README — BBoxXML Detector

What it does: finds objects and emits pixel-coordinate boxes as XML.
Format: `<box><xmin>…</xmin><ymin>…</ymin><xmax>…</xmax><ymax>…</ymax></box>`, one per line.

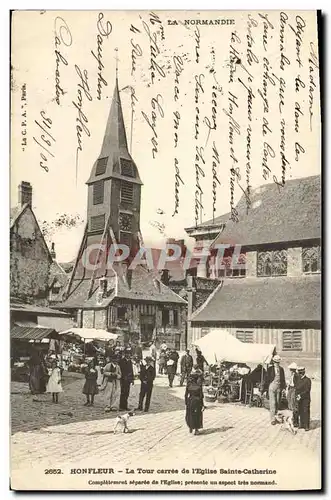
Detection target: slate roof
<box><xmin>212</xmin><ymin>175</ymin><xmax>321</xmax><ymax>247</ymax></box>
<box><xmin>60</xmin><ymin>265</ymin><xmax>187</xmax><ymax>309</ymax></box>
<box><xmin>191</xmin><ymin>275</ymin><xmax>321</xmax><ymax>324</ymax></box>
<box><xmin>86</xmin><ymin>79</ymin><xmax>142</xmax><ymax>186</ymax></box>
<box><xmin>10</xmin><ymin>300</ymin><xmax>70</xmax><ymax>317</ymax></box>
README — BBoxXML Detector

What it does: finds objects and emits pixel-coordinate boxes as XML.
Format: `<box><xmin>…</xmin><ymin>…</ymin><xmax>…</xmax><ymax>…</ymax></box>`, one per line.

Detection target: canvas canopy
<box><xmin>193</xmin><ymin>329</ymin><xmax>275</xmax><ymax>367</ymax></box>
<box><xmin>59</xmin><ymin>328</ymin><xmax>118</xmax><ymax>342</ymax></box>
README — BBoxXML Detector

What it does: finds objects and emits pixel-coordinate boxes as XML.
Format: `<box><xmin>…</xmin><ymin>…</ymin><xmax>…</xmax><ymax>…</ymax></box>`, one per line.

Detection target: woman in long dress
<box><xmin>29</xmin><ymin>349</ymin><xmax>47</xmax><ymax>396</ymax></box>
<box><xmin>185</xmin><ymin>370</ymin><xmax>204</xmax><ymax>435</ymax></box>
<box><xmin>100</xmin><ymin>356</ymin><xmax>122</xmax><ymax>411</ymax></box>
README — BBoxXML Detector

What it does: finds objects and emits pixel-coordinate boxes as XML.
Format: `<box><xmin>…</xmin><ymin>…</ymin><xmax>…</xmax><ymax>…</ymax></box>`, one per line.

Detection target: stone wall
<box><xmin>10</xmin><ymin>208</ymin><xmax>51</xmax><ymax>304</ymax></box>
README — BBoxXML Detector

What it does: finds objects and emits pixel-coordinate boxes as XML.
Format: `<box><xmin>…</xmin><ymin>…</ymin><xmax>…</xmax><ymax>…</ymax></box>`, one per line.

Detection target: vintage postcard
<box><xmin>10</xmin><ymin>10</ymin><xmax>321</xmax><ymax>491</ymax></box>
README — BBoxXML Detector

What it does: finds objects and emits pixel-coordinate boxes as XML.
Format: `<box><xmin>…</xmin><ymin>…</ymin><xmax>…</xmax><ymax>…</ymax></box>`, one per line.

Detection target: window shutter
<box><xmin>282</xmin><ymin>331</ymin><xmax>302</xmax><ymax>351</ymax></box>
<box><xmin>93</xmin><ymin>180</ymin><xmax>104</xmax><ymax>205</ymax></box>
<box><xmin>120</xmin><ymin>158</ymin><xmax>135</xmax><ymax>177</ymax></box>
<box><xmin>90</xmin><ymin>214</ymin><xmax>105</xmax><ymax>232</ymax></box>
<box><xmin>96</xmin><ymin>157</ymin><xmax>108</xmax><ymax>176</ymax></box>
<box><xmin>169</xmin><ymin>310</ymin><xmax>174</xmax><ymax>326</ymax></box>
<box><xmin>121</xmin><ymin>181</ymin><xmax>134</xmax><ymax>204</ymax></box>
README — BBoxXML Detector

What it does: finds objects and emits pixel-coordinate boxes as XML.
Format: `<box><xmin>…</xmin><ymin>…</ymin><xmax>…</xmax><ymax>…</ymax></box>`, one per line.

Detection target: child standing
<box><xmin>46</xmin><ymin>359</ymin><xmax>63</xmax><ymax>403</ymax></box>
<box><xmin>83</xmin><ymin>360</ymin><xmax>99</xmax><ymax>406</ymax></box>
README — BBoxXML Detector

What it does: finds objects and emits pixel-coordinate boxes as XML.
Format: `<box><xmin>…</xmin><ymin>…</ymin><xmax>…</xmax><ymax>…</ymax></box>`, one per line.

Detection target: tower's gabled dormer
<box><xmin>86</xmin><ymin>78</ymin><xmax>143</xmax><ymax>256</ymax></box>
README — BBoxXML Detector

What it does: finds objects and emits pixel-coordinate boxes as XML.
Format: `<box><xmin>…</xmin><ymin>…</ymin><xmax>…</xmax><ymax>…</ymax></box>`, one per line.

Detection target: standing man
<box><xmin>195</xmin><ymin>348</ymin><xmax>207</xmax><ymax>373</ymax></box>
<box><xmin>150</xmin><ymin>340</ymin><xmax>157</xmax><ymax>362</ymax></box>
<box><xmin>287</xmin><ymin>362</ymin><xmax>299</xmax><ymax>427</ymax></box>
<box><xmin>296</xmin><ymin>367</ymin><xmax>312</xmax><ymax>431</ymax></box>
<box><xmin>119</xmin><ymin>349</ymin><xmax>134</xmax><ymax>410</ymax></box>
<box><xmin>180</xmin><ymin>349</ymin><xmax>193</xmax><ymax>386</ymax></box>
<box><xmin>266</xmin><ymin>355</ymin><xmax>286</xmax><ymax>425</ymax></box>
<box><xmin>138</xmin><ymin>356</ymin><xmax>156</xmax><ymax>412</ymax></box>
<box><xmin>167</xmin><ymin>349</ymin><xmax>179</xmax><ymax>388</ymax></box>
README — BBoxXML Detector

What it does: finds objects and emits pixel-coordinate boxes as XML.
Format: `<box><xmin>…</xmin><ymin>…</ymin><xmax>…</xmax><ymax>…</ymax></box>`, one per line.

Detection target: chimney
<box><xmin>18</xmin><ymin>181</ymin><xmax>32</xmax><ymax>208</ymax></box>
<box><xmin>160</xmin><ymin>269</ymin><xmax>170</xmax><ymax>286</ymax></box>
<box><xmin>99</xmin><ymin>276</ymin><xmax>108</xmax><ymax>297</ymax></box>
<box><xmin>50</xmin><ymin>242</ymin><xmax>56</xmax><ymax>260</ymax></box>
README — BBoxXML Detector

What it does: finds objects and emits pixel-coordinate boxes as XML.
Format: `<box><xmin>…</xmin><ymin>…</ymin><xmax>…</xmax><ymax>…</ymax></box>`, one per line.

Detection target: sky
<box><xmin>11</xmin><ymin>10</ymin><xmax>321</xmax><ymax>262</ymax></box>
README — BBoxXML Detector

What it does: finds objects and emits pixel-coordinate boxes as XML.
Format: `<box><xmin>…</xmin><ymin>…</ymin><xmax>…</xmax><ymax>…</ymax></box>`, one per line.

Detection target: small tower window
<box><xmin>93</xmin><ymin>180</ymin><xmax>104</xmax><ymax>205</ymax></box>
<box><xmin>96</xmin><ymin>157</ymin><xmax>108</xmax><ymax>176</ymax></box>
<box><xmin>120</xmin><ymin>181</ymin><xmax>134</xmax><ymax>204</ymax></box>
<box><xmin>90</xmin><ymin>214</ymin><xmax>105</xmax><ymax>232</ymax></box>
<box><xmin>120</xmin><ymin>158</ymin><xmax>135</xmax><ymax>177</ymax></box>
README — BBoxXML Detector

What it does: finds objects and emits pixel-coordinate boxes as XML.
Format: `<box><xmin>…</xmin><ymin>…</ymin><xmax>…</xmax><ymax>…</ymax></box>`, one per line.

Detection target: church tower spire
<box><xmin>85</xmin><ymin>72</ymin><xmax>142</xmax><ymax>272</ymax></box>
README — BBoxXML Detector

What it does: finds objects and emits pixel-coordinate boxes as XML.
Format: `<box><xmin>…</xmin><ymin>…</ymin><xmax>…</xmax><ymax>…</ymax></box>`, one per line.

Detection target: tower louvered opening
<box><xmin>96</xmin><ymin>157</ymin><xmax>108</xmax><ymax>176</ymax></box>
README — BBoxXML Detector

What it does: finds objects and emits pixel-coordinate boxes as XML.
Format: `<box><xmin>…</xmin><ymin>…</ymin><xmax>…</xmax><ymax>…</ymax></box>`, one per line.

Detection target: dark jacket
<box><xmin>266</xmin><ymin>365</ymin><xmax>286</xmax><ymax>391</ymax></box>
<box><xmin>181</xmin><ymin>353</ymin><xmax>193</xmax><ymax>373</ymax></box>
<box><xmin>296</xmin><ymin>376</ymin><xmax>311</xmax><ymax>401</ymax></box>
<box><xmin>134</xmin><ymin>345</ymin><xmax>143</xmax><ymax>361</ymax></box>
<box><xmin>140</xmin><ymin>364</ymin><xmax>156</xmax><ymax>385</ymax></box>
<box><xmin>119</xmin><ymin>357</ymin><xmax>134</xmax><ymax>383</ymax></box>
<box><xmin>196</xmin><ymin>353</ymin><xmax>207</xmax><ymax>371</ymax></box>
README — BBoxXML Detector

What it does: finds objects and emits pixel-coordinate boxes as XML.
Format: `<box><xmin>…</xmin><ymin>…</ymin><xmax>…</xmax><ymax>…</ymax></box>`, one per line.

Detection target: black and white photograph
<box><xmin>10</xmin><ymin>9</ymin><xmax>321</xmax><ymax>490</ymax></box>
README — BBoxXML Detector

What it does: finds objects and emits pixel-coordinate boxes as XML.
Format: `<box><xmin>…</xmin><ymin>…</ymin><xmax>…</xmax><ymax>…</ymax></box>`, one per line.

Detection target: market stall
<box><xmin>193</xmin><ymin>329</ymin><xmax>276</xmax><ymax>405</ymax></box>
<box><xmin>58</xmin><ymin>328</ymin><xmax>119</xmax><ymax>372</ymax></box>
<box><xmin>11</xmin><ymin>323</ymin><xmax>59</xmax><ymax>382</ymax></box>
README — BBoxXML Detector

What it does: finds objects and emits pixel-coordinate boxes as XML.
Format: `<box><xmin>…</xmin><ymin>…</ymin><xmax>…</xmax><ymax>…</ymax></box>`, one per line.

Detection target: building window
<box><xmin>162</xmin><ymin>309</ymin><xmax>169</xmax><ymax>326</ymax></box>
<box><xmin>236</xmin><ymin>330</ymin><xmax>254</xmax><ymax>343</ymax></box>
<box><xmin>90</xmin><ymin>214</ymin><xmax>105</xmax><ymax>232</ymax></box>
<box><xmin>119</xmin><ymin>213</ymin><xmax>133</xmax><ymax>232</ymax></box>
<box><xmin>95</xmin><ymin>157</ymin><xmax>108</xmax><ymax>176</ymax></box>
<box><xmin>173</xmin><ymin>310</ymin><xmax>179</xmax><ymax>326</ymax></box>
<box><xmin>216</xmin><ymin>252</ymin><xmax>246</xmax><ymax>278</ymax></box>
<box><xmin>117</xmin><ymin>307</ymin><xmax>126</xmax><ymax>320</ymax></box>
<box><xmin>93</xmin><ymin>180</ymin><xmax>104</xmax><ymax>205</ymax></box>
<box><xmin>120</xmin><ymin>158</ymin><xmax>135</xmax><ymax>177</ymax></box>
<box><xmin>282</xmin><ymin>331</ymin><xmax>302</xmax><ymax>351</ymax></box>
<box><xmin>120</xmin><ymin>181</ymin><xmax>134</xmax><ymax>205</ymax></box>
<box><xmin>302</xmin><ymin>246</ymin><xmax>321</xmax><ymax>274</ymax></box>
<box><xmin>257</xmin><ymin>249</ymin><xmax>287</xmax><ymax>277</ymax></box>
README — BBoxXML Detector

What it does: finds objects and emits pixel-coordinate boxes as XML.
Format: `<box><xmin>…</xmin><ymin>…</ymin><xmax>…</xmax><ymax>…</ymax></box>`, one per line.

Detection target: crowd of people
<box><xmin>25</xmin><ymin>344</ymin><xmax>313</xmax><ymax>435</ymax></box>
<box><xmin>266</xmin><ymin>355</ymin><xmax>312</xmax><ymax>431</ymax></box>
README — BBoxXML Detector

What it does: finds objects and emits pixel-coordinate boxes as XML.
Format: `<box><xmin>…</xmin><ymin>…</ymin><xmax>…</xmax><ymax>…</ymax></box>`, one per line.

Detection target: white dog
<box><xmin>276</xmin><ymin>411</ymin><xmax>297</xmax><ymax>435</ymax></box>
<box><xmin>113</xmin><ymin>411</ymin><xmax>135</xmax><ymax>434</ymax></box>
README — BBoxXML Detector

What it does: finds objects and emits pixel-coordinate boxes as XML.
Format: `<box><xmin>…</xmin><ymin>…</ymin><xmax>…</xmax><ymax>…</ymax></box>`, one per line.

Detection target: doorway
<box><xmin>140</xmin><ymin>314</ymin><xmax>155</xmax><ymax>344</ymax></box>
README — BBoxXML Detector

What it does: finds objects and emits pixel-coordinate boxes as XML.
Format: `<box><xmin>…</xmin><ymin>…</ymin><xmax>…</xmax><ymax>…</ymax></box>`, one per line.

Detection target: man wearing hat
<box><xmin>266</xmin><ymin>355</ymin><xmax>286</xmax><ymax>425</ymax></box>
<box><xmin>287</xmin><ymin>362</ymin><xmax>299</xmax><ymax>427</ymax></box>
<box><xmin>119</xmin><ymin>349</ymin><xmax>134</xmax><ymax>410</ymax></box>
<box><xmin>296</xmin><ymin>367</ymin><xmax>311</xmax><ymax>431</ymax></box>
<box><xmin>138</xmin><ymin>356</ymin><xmax>156</xmax><ymax>412</ymax></box>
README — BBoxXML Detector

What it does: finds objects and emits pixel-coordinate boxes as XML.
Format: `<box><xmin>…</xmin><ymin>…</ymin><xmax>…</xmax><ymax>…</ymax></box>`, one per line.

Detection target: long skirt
<box><xmin>82</xmin><ymin>379</ymin><xmax>99</xmax><ymax>396</ymax></box>
<box><xmin>185</xmin><ymin>397</ymin><xmax>203</xmax><ymax>430</ymax></box>
<box><xmin>29</xmin><ymin>365</ymin><xmax>46</xmax><ymax>395</ymax></box>
<box><xmin>103</xmin><ymin>380</ymin><xmax>120</xmax><ymax>408</ymax></box>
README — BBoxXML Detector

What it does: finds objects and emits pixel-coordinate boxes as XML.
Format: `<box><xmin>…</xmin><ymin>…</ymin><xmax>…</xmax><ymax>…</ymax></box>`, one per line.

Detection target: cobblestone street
<box><xmin>11</xmin><ymin>374</ymin><xmax>321</xmax><ymax>490</ymax></box>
